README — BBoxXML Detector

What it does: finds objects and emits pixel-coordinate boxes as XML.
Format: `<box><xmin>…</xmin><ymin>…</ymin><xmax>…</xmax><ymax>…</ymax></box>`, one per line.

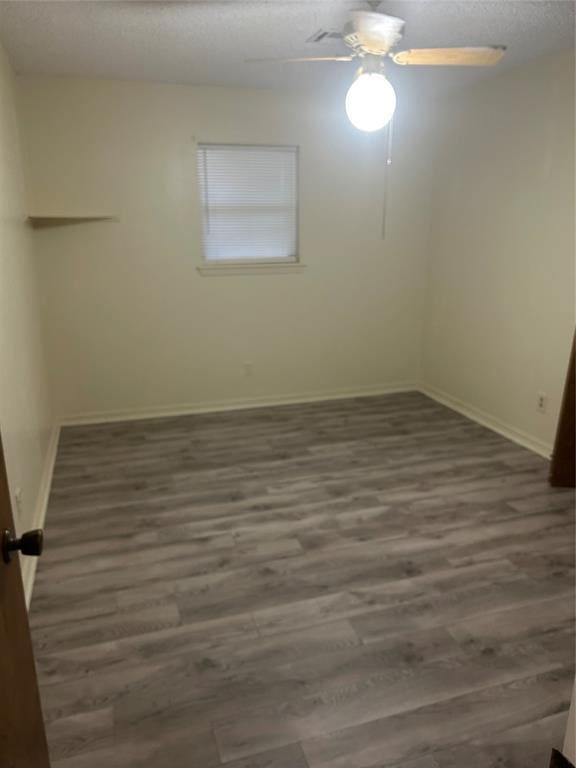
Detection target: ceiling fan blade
<box><xmin>345</xmin><ymin>11</ymin><xmax>405</xmax><ymax>55</ymax></box>
<box><xmin>245</xmin><ymin>56</ymin><xmax>355</xmax><ymax>64</ymax></box>
<box><xmin>391</xmin><ymin>46</ymin><xmax>506</xmax><ymax>67</ymax></box>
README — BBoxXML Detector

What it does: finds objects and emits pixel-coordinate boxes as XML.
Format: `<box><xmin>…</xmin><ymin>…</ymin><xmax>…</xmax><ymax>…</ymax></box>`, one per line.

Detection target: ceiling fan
<box><xmin>247</xmin><ymin>7</ymin><xmax>506</xmax><ymax>131</ymax></box>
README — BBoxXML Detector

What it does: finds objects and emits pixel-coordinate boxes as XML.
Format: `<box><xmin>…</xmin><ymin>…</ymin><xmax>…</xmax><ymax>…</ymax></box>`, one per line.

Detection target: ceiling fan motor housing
<box><xmin>343</xmin><ymin>12</ymin><xmax>405</xmax><ymax>57</ymax></box>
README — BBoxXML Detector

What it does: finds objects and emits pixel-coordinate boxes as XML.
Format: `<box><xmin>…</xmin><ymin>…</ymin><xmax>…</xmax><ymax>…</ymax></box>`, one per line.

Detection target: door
<box><xmin>0</xmin><ymin>434</ymin><xmax>50</xmax><ymax>767</ymax></box>
<box><xmin>549</xmin><ymin>336</ymin><xmax>576</xmax><ymax>488</ymax></box>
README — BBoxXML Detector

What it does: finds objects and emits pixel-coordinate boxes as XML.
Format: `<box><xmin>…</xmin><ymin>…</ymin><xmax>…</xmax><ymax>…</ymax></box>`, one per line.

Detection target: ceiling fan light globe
<box><xmin>345</xmin><ymin>72</ymin><xmax>396</xmax><ymax>132</ymax></box>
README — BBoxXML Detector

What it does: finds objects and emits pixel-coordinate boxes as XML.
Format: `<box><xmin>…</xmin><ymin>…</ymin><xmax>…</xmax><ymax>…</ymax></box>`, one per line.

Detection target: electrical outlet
<box><xmin>537</xmin><ymin>392</ymin><xmax>547</xmax><ymax>414</ymax></box>
<box><xmin>243</xmin><ymin>361</ymin><xmax>253</xmax><ymax>377</ymax></box>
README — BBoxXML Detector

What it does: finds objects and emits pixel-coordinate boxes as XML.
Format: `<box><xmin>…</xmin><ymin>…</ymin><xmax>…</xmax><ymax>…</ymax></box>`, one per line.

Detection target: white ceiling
<box><xmin>0</xmin><ymin>1</ymin><xmax>573</xmax><ymax>98</ymax></box>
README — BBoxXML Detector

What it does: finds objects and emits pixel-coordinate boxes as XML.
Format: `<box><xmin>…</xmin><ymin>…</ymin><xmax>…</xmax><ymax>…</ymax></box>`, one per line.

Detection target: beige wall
<box><xmin>0</xmin><ymin>45</ymin><xmax>55</xmax><ymax>598</ymax></box>
<box><xmin>423</xmin><ymin>51</ymin><xmax>575</xmax><ymax>455</ymax></box>
<box><xmin>14</xmin><ymin>53</ymin><xmax>575</xmax><ymax>457</ymax></box>
<box><xmin>17</xmin><ymin>77</ymin><xmax>433</xmax><ymax>422</ymax></box>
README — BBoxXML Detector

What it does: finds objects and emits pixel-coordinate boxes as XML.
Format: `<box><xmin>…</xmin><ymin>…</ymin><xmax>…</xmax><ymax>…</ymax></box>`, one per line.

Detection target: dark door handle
<box><xmin>2</xmin><ymin>529</ymin><xmax>43</xmax><ymax>564</ymax></box>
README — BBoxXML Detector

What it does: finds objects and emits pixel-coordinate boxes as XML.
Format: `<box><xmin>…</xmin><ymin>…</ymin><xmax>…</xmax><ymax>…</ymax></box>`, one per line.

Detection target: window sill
<box><xmin>197</xmin><ymin>262</ymin><xmax>306</xmax><ymax>277</ymax></box>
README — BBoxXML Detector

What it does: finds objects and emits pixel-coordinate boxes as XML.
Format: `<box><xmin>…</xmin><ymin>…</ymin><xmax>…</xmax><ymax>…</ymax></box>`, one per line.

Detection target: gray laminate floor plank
<box><xmin>30</xmin><ymin>393</ymin><xmax>574</xmax><ymax>767</ymax></box>
<box><xmin>301</xmin><ymin>667</ymin><xmax>573</xmax><ymax>768</ymax></box>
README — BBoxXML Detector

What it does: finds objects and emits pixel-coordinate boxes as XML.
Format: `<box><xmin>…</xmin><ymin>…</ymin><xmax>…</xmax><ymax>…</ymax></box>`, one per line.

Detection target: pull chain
<box><xmin>381</xmin><ymin>114</ymin><xmax>394</xmax><ymax>240</ymax></box>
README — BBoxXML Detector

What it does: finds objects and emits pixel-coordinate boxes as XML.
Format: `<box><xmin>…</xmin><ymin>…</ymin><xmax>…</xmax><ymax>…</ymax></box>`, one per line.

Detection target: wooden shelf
<box><xmin>28</xmin><ymin>214</ymin><xmax>119</xmax><ymax>229</ymax></box>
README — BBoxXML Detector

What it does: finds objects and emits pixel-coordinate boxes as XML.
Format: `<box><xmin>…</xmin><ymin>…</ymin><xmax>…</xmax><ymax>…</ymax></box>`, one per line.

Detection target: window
<box><xmin>196</xmin><ymin>144</ymin><xmax>298</xmax><ymax>265</ymax></box>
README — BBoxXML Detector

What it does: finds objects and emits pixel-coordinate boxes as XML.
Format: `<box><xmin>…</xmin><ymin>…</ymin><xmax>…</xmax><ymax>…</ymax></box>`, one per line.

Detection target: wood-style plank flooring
<box><xmin>29</xmin><ymin>393</ymin><xmax>575</xmax><ymax>767</ymax></box>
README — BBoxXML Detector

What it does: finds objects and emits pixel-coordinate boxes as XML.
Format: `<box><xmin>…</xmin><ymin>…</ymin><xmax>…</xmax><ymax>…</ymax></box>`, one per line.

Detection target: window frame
<box><xmin>196</xmin><ymin>142</ymin><xmax>301</xmax><ymax>271</ymax></box>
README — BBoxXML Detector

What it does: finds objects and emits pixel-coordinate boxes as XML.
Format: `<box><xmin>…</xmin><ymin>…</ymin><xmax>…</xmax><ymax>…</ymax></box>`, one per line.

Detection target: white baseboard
<box><xmin>419</xmin><ymin>384</ymin><xmax>552</xmax><ymax>459</ymax></box>
<box><xmin>59</xmin><ymin>383</ymin><xmax>419</xmax><ymax>426</ymax></box>
<box><xmin>22</xmin><ymin>423</ymin><xmax>60</xmax><ymax>609</ymax></box>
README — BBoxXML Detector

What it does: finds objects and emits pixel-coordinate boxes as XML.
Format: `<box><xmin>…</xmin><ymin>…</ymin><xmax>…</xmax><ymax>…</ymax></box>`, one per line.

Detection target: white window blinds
<box><xmin>196</xmin><ymin>144</ymin><xmax>298</xmax><ymax>263</ymax></box>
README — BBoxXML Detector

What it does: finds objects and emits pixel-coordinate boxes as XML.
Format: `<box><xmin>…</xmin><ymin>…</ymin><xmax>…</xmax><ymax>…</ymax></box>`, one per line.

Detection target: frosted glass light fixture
<box><xmin>345</xmin><ymin>71</ymin><xmax>397</xmax><ymax>132</ymax></box>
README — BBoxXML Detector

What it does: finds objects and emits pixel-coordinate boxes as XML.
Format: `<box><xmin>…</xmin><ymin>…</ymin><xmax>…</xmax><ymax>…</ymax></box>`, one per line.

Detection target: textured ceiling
<box><xmin>0</xmin><ymin>1</ymin><xmax>573</xmax><ymax>98</ymax></box>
